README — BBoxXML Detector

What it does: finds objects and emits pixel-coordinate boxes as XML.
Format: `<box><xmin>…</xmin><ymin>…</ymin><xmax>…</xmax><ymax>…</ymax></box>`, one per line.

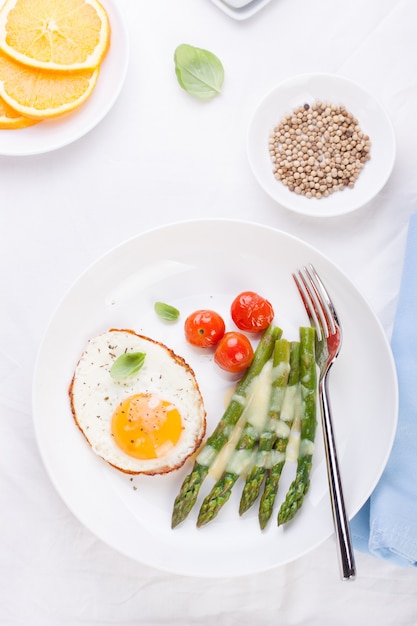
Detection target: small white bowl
<box><xmin>247</xmin><ymin>73</ymin><xmax>396</xmax><ymax>217</ymax></box>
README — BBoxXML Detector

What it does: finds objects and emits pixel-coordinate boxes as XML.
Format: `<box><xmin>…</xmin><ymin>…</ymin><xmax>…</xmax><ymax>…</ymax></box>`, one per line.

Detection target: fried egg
<box><xmin>69</xmin><ymin>329</ymin><xmax>206</xmax><ymax>475</ymax></box>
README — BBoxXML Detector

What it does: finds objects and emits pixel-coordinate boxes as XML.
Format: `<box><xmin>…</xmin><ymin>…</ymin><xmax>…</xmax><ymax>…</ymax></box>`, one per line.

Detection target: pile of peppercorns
<box><xmin>268</xmin><ymin>101</ymin><xmax>371</xmax><ymax>199</ymax></box>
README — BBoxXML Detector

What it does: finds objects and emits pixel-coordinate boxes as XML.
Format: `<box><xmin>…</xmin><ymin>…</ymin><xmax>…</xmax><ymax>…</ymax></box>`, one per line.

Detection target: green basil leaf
<box><xmin>154</xmin><ymin>301</ymin><xmax>180</xmax><ymax>321</ymax></box>
<box><xmin>110</xmin><ymin>352</ymin><xmax>146</xmax><ymax>380</ymax></box>
<box><xmin>174</xmin><ymin>44</ymin><xmax>224</xmax><ymax>100</ymax></box>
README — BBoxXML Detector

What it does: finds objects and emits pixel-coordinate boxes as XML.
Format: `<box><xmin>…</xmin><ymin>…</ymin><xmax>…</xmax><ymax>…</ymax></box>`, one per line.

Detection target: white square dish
<box><xmin>209</xmin><ymin>0</ymin><xmax>273</xmax><ymax>20</ymax></box>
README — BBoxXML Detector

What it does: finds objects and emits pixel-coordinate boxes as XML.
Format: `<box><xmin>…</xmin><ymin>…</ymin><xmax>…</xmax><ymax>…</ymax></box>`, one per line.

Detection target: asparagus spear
<box><xmin>258</xmin><ymin>341</ymin><xmax>301</xmax><ymax>529</ymax></box>
<box><xmin>196</xmin><ymin>357</ymin><xmax>274</xmax><ymax>527</ymax></box>
<box><xmin>238</xmin><ymin>338</ymin><xmax>291</xmax><ymax>516</ymax></box>
<box><xmin>277</xmin><ymin>327</ymin><xmax>317</xmax><ymax>526</ymax></box>
<box><xmin>171</xmin><ymin>324</ymin><xmax>282</xmax><ymax>528</ymax></box>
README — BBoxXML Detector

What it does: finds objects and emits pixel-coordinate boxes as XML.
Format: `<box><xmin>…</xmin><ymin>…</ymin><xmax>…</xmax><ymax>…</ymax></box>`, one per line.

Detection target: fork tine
<box><xmin>294</xmin><ymin>266</ymin><xmax>335</xmax><ymax>342</ymax></box>
<box><xmin>302</xmin><ymin>267</ymin><xmax>335</xmax><ymax>338</ymax></box>
<box><xmin>292</xmin><ymin>270</ymin><xmax>324</xmax><ymax>341</ymax></box>
<box><xmin>295</xmin><ymin>264</ymin><xmax>339</xmax><ymax>339</ymax></box>
<box><xmin>301</xmin><ymin>268</ymin><xmax>331</xmax><ymax>339</ymax></box>
<box><xmin>306</xmin><ymin>264</ymin><xmax>339</xmax><ymax>335</ymax></box>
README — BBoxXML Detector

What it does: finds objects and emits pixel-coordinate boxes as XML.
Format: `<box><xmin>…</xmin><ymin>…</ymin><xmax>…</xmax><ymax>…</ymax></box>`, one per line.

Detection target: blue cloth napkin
<box><xmin>351</xmin><ymin>212</ymin><xmax>417</xmax><ymax>567</ymax></box>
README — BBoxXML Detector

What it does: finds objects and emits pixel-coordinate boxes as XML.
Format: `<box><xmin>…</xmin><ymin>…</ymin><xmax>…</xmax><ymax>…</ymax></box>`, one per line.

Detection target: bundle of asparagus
<box><xmin>171</xmin><ymin>324</ymin><xmax>317</xmax><ymax>530</ymax></box>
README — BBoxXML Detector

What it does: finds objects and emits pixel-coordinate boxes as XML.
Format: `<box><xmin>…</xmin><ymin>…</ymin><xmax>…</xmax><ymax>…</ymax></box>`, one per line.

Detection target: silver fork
<box><xmin>293</xmin><ymin>264</ymin><xmax>356</xmax><ymax>581</ymax></box>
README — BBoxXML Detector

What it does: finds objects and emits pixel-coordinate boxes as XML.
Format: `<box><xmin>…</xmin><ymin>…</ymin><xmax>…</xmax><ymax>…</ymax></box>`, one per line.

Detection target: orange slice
<box><xmin>0</xmin><ymin>0</ymin><xmax>110</xmax><ymax>71</ymax></box>
<box><xmin>0</xmin><ymin>49</ymin><xmax>99</xmax><ymax>119</ymax></box>
<box><xmin>0</xmin><ymin>93</ymin><xmax>39</xmax><ymax>128</ymax></box>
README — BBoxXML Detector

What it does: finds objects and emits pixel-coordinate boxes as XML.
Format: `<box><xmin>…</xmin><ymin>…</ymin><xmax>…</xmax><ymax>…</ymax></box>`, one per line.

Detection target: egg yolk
<box><xmin>111</xmin><ymin>393</ymin><xmax>183</xmax><ymax>460</ymax></box>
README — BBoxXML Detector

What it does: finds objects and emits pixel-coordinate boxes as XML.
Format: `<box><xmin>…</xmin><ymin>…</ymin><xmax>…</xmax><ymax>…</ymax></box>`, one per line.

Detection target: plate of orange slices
<box><xmin>0</xmin><ymin>0</ymin><xmax>129</xmax><ymax>155</ymax></box>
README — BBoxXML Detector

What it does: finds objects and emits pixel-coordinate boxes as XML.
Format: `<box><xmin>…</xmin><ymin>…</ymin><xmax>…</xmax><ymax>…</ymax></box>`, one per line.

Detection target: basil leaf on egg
<box><xmin>110</xmin><ymin>352</ymin><xmax>146</xmax><ymax>380</ymax></box>
<box><xmin>154</xmin><ymin>301</ymin><xmax>180</xmax><ymax>321</ymax></box>
<box><xmin>174</xmin><ymin>44</ymin><xmax>224</xmax><ymax>100</ymax></box>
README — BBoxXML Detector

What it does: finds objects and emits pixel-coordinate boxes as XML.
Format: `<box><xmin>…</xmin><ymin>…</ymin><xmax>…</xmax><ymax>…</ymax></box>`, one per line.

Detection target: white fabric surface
<box><xmin>1</xmin><ymin>0</ymin><xmax>417</xmax><ymax>624</ymax></box>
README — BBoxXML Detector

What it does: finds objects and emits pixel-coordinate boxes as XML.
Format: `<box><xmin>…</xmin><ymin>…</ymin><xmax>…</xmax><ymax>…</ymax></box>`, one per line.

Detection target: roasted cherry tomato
<box><xmin>214</xmin><ymin>332</ymin><xmax>254</xmax><ymax>373</ymax></box>
<box><xmin>184</xmin><ymin>310</ymin><xmax>225</xmax><ymax>348</ymax></box>
<box><xmin>230</xmin><ymin>291</ymin><xmax>274</xmax><ymax>332</ymax></box>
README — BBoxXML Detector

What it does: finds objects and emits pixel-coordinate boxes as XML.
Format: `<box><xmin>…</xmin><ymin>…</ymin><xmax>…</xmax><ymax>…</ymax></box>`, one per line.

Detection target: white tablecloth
<box><xmin>1</xmin><ymin>0</ymin><xmax>417</xmax><ymax>624</ymax></box>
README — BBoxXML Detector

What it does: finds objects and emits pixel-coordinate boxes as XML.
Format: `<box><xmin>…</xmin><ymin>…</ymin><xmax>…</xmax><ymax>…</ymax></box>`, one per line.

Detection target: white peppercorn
<box><xmin>269</xmin><ymin>101</ymin><xmax>371</xmax><ymax>199</ymax></box>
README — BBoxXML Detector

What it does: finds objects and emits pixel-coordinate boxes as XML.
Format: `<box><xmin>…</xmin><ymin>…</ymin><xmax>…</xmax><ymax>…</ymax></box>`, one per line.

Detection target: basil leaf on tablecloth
<box><xmin>174</xmin><ymin>44</ymin><xmax>224</xmax><ymax>99</ymax></box>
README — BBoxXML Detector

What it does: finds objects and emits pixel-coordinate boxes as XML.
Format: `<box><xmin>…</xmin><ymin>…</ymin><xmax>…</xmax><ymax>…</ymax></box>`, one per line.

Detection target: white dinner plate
<box><xmin>0</xmin><ymin>0</ymin><xmax>129</xmax><ymax>156</ymax></box>
<box><xmin>33</xmin><ymin>219</ymin><xmax>398</xmax><ymax>577</ymax></box>
<box><xmin>248</xmin><ymin>73</ymin><xmax>396</xmax><ymax>217</ymax></box>
<box><xmin>209</xmin><ymin>0</ymin><xmax>273</xmax><ymax>20</ymax></box>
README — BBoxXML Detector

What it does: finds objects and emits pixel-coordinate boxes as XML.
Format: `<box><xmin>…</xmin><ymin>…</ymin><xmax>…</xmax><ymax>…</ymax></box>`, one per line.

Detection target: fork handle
<box><xmin>320</xmin><ymin>377</ymin><xmax>356</xmax><ymax>581</ymax></box>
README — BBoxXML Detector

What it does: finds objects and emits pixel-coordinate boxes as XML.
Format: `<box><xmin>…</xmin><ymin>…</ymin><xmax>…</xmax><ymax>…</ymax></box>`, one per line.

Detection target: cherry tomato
<box><xmin>184</xmin><ymin>310</ymin><xmax>225</xmax><ymax>348</ymax></box>
<box><xmin>230</xmin><ymin>291</ymin><xmax>274</xmax><ymax>332</ymax></box>
<box><xmin>214</xmin><ymin>332</ymin><xmax>254</xmax><ymax>373</ymax></box>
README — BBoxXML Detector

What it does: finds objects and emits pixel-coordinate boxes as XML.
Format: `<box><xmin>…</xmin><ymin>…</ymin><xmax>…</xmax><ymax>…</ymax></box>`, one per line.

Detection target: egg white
<box><xmin>69</xmin><ymin>329</ymin><xmax>206</xmax><ymax>474</ymax></box>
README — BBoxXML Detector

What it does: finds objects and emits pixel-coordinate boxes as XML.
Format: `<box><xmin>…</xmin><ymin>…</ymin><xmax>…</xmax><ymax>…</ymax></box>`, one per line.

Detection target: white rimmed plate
<box><xmin>247</xmin><ymin>73</ymin><xmax>396</xmax><ymax>217</ymax></box>
<box><xmin>209</xmin><ymin>0</ymin><xmax>273</xmax><ymax>20</ymax></box>
<box><xmin>0</xmin><ymin>0</ymin><xmax>129</xmax><ymax>157</ymax></box>
<box><xmin>32</xmin><ymin>219</ymin><xmax>398</xmax><ymax>577</ymax></box>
